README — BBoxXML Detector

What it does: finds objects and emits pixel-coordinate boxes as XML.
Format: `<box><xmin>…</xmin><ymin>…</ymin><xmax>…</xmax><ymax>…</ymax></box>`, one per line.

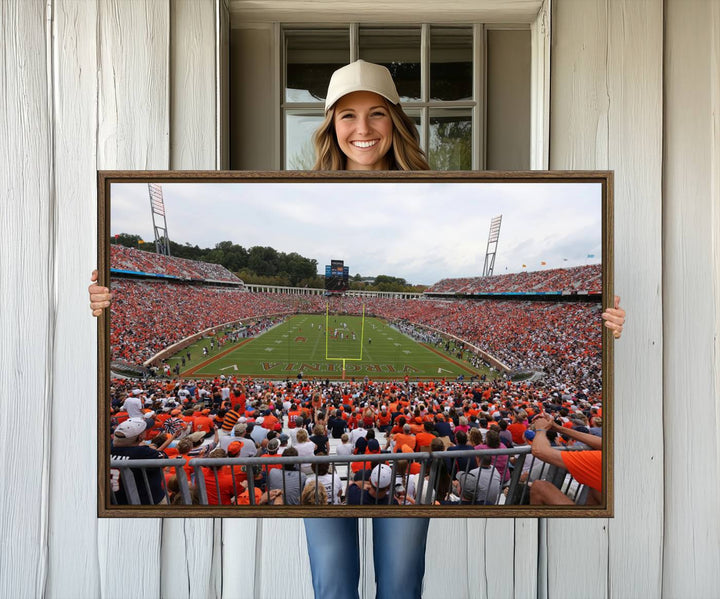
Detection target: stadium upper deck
<box><xmin>111</xmin><ymin>244</ymin><xmax>242</xmax><ymax>284</ymax></box>
<box><xmin>425</xmin><ymin>264</ymin><xmax>601</xmax><ymax>295</ymax></box>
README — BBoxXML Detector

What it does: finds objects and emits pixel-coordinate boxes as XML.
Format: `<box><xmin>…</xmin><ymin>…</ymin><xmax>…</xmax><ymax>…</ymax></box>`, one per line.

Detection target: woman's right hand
<box><xmin>89</xmin><ymin>269</ymin><xmax>111</xmax><ymax>316</ymax></box>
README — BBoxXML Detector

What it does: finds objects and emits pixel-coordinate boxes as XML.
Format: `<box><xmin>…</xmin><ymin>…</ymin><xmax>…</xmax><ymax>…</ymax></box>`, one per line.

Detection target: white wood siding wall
<box><xmin>1</xmin><ymin>1</ymin><xmax>718</xmax><ymax>598</ymax></box>
<box><xmin>49</xmin><ymin>2</ymin><xmax>101</xmax><ymax>597</ymax></box>
<box><xmin>549</xmin><ymin>1</ymin><xmax>664</xmax><ymax>598</ymax></box>
<box><xmin>663</xmin><ymin>1</ymin><xmax>720</xmax><ymax>597</ymax></box>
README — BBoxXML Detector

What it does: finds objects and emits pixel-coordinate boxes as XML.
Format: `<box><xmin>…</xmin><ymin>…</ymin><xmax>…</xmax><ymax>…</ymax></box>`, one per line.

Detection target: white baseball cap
<box><xmin>114</xmin><ymin>418</ymin><xmax>149</xmax><ymax>439</ymax></box>
<box><xmin>324</xmin><ymin>60</ymin><xmax>400</xmax><ymax>112</ymax></box>
<box><xmin>370</xmin><ymin>464</ymin><xmax>393</xmax><ymax>489</ymax></box>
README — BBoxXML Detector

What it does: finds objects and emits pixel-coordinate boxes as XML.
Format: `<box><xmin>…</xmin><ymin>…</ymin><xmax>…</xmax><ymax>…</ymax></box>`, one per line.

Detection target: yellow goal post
<box><xmin>325</xmin><ymin>302</ymin><xmax>365</xmax><ymax>379</ymax></box>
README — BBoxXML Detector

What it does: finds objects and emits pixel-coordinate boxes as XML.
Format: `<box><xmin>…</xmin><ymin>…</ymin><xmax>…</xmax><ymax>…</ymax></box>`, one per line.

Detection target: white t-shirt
<box><xmin>304</xmin><ymin>472</ymin><xmax>344</xmax><ymax>504</ymax></box>
<box><xmin>123</xmin><ymin>396</ymin><xmax>143</xmax><ymax>419</ymax></box>
<box><xmin>335</xmin><ymin>443</ymin><xmax>353</xmax><ymax>456</ymax></box>
<box><xmin>294</xmin><ymin>441</ymin><xmax>317</xmax><ymax>474</ymax></box>
<box><xmin>406</xmin><ymin>473</ymin><xmax>436</xmax><ymax>505</ymax></box>
<box><xmin>288</xmin><ymin>427</ymin><xmax>306</xmax><ymax>446</ymax></box>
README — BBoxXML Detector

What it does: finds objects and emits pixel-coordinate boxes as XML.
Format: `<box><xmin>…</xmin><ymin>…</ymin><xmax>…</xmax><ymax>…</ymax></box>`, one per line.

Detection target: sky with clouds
<box><xmin>111</xmin><ymin>181</ymin><xmax>602</xmax><ymax>286</ymax></box>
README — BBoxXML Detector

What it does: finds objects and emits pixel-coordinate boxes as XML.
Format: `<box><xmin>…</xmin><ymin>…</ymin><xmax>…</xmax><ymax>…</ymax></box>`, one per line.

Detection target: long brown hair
<box><xmin>312</xmin><ymin>100</ymin><xmax>429</xmax><ymax>171</ymax></box>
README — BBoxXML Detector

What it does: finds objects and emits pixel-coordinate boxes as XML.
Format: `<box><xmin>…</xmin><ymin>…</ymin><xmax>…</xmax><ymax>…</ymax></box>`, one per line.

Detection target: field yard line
<box><xmin>419</xmin><ymin>343</ymin><xmax>479</xmax><ymax>375</ymax></box>
<box><xmin>361</xmin><ymin>319</ymin><xmax>375</xmax><ymax>362</ymax></box>
<box><xmin>182</xmin><ymin>338</ymin><xmax>254</xmax><ymax>377</ymax></box>
<box><xmin>309</xmin><ymin>317</ymin><xmax>324</xmax><ymax>360</ymax></box>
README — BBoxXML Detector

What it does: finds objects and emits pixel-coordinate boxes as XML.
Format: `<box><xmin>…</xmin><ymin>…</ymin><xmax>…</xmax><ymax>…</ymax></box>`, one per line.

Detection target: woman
<box><xmin>302</xmin><ymin>60</ymin><xmax>433</xmax><ymax>599</ymax></box>
<box><xmin>301</xmin><ymin>481</ymin><xmax>329</xmax><ymax>506</ymax></box>
<box><xmin>311</xmin><ymin>60</ymin><xmax>428</xmax><ymax>172</ymax></box>
<box><xmin>308</xmin><ymin>423</ymin><xmax>329</xmax><ymax>455</ymax></box>
<box><xmin>455</xmin><ymin>415</ymin><xmax>470</xmax><ymax>436</ymax></box>
<box><xmin>303</xmin><ymin>453</ymin><xmax>344</xmax><ymax>505</ymax></box>
<box><xmin>89</xmin><ymin>59</ymin><xmax>627</xmax><ymax>599</ymax></box>
<box><xmin>475</xmin><ymin>428</ymin><xmax>511</xmax><ymax>483</ymax></box>
<box><xmin>293</xmin><ymin>427</ymin><xmax>317</xmax><ymax>475</ymax></box>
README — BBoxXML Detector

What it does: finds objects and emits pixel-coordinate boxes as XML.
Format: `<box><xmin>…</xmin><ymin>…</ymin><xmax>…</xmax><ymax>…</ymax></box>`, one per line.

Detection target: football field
<box><xmin>181</xmin><ymin>314</ymin><xmax>489</xmax><ymax>380</ymax></box>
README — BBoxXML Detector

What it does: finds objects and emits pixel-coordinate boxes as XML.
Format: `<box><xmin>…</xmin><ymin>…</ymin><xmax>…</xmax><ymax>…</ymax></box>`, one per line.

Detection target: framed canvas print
<box><xmin>97</xmin><ymin>170</ymin><xmax>614</xmax><ymax>518</ymax></box>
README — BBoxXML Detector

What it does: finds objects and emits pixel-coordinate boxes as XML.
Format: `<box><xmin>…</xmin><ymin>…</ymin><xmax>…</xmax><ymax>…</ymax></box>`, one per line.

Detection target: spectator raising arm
<box><xmin>531</xmin><ymin>414</ymin><xmax>602</xmax><ymax>469</ymax></box>
<box><xmin>530</xmin><ymin>414</ymin><xmax>603</xmax><ymax>506</ymax></box>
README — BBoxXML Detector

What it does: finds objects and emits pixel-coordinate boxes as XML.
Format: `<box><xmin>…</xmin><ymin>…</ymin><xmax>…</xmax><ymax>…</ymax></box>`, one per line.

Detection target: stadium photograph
<box><xmin>103</xmin><ymin>173</ymin><xmax>611</xmax><ymax>516</ymax></box>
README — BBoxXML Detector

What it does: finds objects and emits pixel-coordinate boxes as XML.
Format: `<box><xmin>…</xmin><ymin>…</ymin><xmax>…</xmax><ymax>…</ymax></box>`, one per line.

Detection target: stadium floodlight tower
<box><xmin>148</xmin><ymin>183</ymin><xmax>171</xmax><ymax>256</ymax></box>
<box><xmin>482</xmin><ymin>215</ymin><xmax>502</xmax><ymax>277</ymax></box>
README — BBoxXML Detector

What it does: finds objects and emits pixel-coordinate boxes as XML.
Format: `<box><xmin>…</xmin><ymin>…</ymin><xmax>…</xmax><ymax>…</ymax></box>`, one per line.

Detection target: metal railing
<box><xmin>109</xmin><ymin>446</ymin><xmax>593</xmax><ymax>507</ymax></box>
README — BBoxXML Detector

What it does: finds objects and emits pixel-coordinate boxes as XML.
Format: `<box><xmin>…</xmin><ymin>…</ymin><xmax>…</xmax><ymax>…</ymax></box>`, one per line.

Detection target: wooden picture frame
<box><xmin>98</xmin><ymin>170</ymin><xmax>613</xmax><ymax>518</ymax></box>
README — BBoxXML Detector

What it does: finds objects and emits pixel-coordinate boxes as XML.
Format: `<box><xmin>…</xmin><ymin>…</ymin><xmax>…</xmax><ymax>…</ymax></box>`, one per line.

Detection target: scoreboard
<box><xmin>325</xmin><ymin>259</ymin><xmax>349</xmax><ymax>292</ymax></box>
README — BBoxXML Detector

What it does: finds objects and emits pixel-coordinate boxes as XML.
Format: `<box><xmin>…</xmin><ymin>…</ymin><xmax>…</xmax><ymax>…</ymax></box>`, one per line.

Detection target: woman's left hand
<box><xmin>602</xmin><ymin>295</ymin><xmax>626</xmax><ymax>339</ymax></box>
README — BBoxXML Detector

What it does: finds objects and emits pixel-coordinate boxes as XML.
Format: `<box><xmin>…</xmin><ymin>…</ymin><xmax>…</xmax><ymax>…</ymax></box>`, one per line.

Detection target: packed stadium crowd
<box><xmin>362</xmin><ymin>297</ymin><xmax>603</xmax><ymax>396</ymax></box>
<box><xmin>110</xmin><ymin>279</ymin><xmax>316</xmax><ymax>363</ymax></box>
<box><xmin>392</xmin><ymin>321</ymin><xmax>443</xmax><ymax>346</ymax></box>
<box><xmin>109</xmin><ymin>375</ymin><xmax>603</xmax><ymax>506</ymax></box>
<box><xmin>111</xmin><ymin>244</ymin><xmax>242</xmax><ymax>283</ymax></box>
<box><xmin>425</xmin><ymin>264</ymin><xmax>601</xmax><ymax>295</ymax></box>
<box><xmin>110</xmin><ymin>279</ymin><xmax>601</xmax><ymax>395</ymax></box>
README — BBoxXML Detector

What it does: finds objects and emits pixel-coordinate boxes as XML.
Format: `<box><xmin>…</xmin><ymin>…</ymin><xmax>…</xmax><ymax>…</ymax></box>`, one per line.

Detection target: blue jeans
<box><xmin>303</xmin><ymin>517</ymin><xmax>430</xmax><ymax>599</ymax></box>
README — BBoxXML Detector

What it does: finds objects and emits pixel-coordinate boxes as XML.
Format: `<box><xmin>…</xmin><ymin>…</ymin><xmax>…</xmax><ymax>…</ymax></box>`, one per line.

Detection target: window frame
<box><xmin>281</xmin><ymin>23</ymin><xmax>495</xmax><ymax>171</ymax></box>
<box><xmin>241</xmin><ymin>0</ymin><xmax>550</xmax><ymax>171</ymax></box>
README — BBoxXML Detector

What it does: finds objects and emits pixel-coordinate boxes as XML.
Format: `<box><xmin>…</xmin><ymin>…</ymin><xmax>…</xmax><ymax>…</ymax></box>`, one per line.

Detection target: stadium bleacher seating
<box><xmin>424</xmin><ymin>264</ymin><xmax>601</xmax><ymax>295</ymax></box>
<box><xmin>111</xmin><ymin>244</ymin><xmax>242</xmax><ymax>284</ymax></box>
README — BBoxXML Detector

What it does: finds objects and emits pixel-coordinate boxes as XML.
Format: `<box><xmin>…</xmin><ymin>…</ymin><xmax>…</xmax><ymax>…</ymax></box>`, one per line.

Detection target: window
<box><xmin>228</xmin><ymin>23</ymin><xmax>531</xmax><ymax>171</ymax></box>
<box><xmin>283</xmin><ymin>25</ymin><xmax>486</xmax><ymax>171</ymax></box>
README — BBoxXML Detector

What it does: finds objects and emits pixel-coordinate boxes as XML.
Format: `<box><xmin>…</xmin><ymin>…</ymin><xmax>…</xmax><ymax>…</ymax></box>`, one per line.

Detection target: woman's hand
<box><xmin>602</xmin><ymin>295</ymin><xmax>625</xmax><ymax>339</ymax></box>
<box><xmin>89</xmin><ymin>269</ymin><xmax>112</xmax><ymax>316</ymax></box>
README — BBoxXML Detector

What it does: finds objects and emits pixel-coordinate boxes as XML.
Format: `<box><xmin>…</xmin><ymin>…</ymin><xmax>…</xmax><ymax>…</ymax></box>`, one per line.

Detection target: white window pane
<box><xmin>430</xmin><ymin>27</ymin><xmax>473</xmax><ymax>101</ymax></box>
<box><xmin>486</xmin><ymin>29</ymin><xmax>530</xmax><ymax>169</ymax></box>
<box><xmin>358</xmin><ymin>27</ymin><xmax>421</xmax><ymax>102</ymax></box>
<box><xmin>429</xmin><ymin>109</ymin><xmax>472</xmax><ymax>170</ymax></box>
<box><xmin>286</xmin><ymin>30</ymin><xmax>350</xmax><ymax>103</ymax></box>
<box><xmin>285</xmin><ymin>112</ymin><xmax>324</xmax><ymax>169</ymax></box>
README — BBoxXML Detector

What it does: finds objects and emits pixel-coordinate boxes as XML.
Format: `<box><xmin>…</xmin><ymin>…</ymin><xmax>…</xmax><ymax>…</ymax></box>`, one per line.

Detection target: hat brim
<box><xmin>325</xmin><ymin>86</ymin><xmax>398</xmax><ymax>112</ymax></box>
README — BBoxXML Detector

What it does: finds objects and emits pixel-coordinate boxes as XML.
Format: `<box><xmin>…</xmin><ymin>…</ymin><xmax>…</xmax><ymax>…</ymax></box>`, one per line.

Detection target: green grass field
<box><xmin>174</xmin><ymin>314</ymin><xmax>490</xmax><ymax>380</ymax></box>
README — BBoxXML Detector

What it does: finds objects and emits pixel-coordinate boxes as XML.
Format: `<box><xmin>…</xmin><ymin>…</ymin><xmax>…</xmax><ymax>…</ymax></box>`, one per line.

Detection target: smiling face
<box><xmin>333</xmin><ymin>91</ymin><xmax>394</xmax><ymax>170</ymax></box>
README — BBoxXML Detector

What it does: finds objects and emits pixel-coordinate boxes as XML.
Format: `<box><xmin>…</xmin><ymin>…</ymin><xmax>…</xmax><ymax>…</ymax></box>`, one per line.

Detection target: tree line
<box><xmin>112</xmin><ymin>233</ymin><xmax>426</xmax><ymax>292</ymax></box>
